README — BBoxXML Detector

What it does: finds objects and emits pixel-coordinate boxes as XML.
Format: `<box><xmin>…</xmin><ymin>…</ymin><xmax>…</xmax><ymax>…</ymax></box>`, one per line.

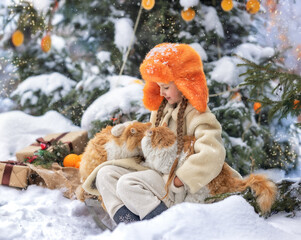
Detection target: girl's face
<box><xmin>157</xmin><ymin>82</ymin><xmax>182</xmax><ymax>105</ymax></box>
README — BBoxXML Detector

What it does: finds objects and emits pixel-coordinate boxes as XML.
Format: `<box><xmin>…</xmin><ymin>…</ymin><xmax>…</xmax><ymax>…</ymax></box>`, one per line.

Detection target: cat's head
<box><xmin>112</xmin><ymin>121</ymin><xmax>152</xmax><ymax>151</ymax></box>
<box><xmin>144</xmin><ymin>123</ymin><xmax>177</xmax><ymax>149</ymax></box>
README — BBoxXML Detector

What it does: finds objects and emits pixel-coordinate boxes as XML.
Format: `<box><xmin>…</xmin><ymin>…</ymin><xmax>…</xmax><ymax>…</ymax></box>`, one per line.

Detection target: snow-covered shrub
<box><xmin>11</xmin><ymin>72</ymin><xmax>76</xmax><ymax>115</ymax></box>
<box><xmin>81</xmin><ymin>75</ymin><xmax>150</xmax><ymax>136</ymax></box>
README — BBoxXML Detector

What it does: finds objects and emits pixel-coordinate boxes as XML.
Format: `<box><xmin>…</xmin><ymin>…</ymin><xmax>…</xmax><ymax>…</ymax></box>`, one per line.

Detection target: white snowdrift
<box><xmin>0</xmin><ymin>110</ymin><xmax>80</xmax><ymax>160</ymax></box>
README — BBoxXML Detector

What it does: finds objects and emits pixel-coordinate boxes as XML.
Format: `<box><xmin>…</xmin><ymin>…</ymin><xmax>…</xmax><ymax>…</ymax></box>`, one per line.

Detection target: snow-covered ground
<box><xmin>0</xmin><ymin>110</ymin><xmax>301</xmax><ymax>240</ymax></box>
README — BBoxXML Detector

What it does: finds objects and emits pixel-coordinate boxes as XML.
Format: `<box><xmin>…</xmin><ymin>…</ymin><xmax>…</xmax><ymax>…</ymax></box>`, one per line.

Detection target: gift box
<box><xmin>16</xmin><ymin>131</ymin><xmax>88</xmax><ymax>162</ymax></box>
<box><xmin>0</xmin><ymin>161</ymin><xmax>29</xmax><ymax>188</ymax></box>
<box><xmin>27</xmin><ymin>163</ymin><xmax>81</xmax><ymax>199</ymax></box>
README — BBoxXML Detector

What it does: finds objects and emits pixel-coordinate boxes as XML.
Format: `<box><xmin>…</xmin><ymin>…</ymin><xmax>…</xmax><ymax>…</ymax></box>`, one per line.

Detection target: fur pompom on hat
<box><xmin>140</xmin><ymin>43</ymin><xmax>208</xmax><ymax>113</ymax></box>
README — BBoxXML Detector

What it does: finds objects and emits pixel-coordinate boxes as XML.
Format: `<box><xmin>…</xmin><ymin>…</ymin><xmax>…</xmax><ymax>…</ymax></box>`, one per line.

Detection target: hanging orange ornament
<box><xmin>41</xmin><ymin>34</ymin><xmax>51</xmax><ymax>52</ymax></box>
<box><xmin>63</xmin><ymin>154</ymin><xmax>81</xmax><ymax>168</ymax></box>
<box><xmin>253</xmin><ymin>102</ymin><xmax>262</xmax><ymax>114</ymax></box>
<box><xmin>246</xmin><ymin>0</ymin><xmax>260</xmax><ymax>14</ymax></box>
<box><xmin>12</xmin><ymin>30</ymin><xmax>24</xmax><ymax>47</ymax></box>
<box><xmin>221</xmin><ymin>0</ymin><xmax>233</xmax><ymax>12</ymax></box>
<box><xmin>181</xmin><ymin>8</ymin><xmax>196</xmax><ymax>22</ymax></box>
<box><xmin>293</xmin><ymin>100</ymin><xmax>300</xmax><ymax>110</ymax></box>
<box><xmin>231</xmin><ymin>92</ymin><xmax>242</xmax><ymax>101</ymax></box>
<box><xmin>54</xmin><ymin>0</ymin><xmax>59</xmax><ymax>11</ymax></box>
<box><xmin>142</xmin><ymin>0</ymin><xmax>155</xmax><ymax>10</ymax></box>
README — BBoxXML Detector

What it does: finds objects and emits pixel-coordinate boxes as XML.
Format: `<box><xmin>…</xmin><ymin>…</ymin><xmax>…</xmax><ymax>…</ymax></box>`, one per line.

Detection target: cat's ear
<box><xmin>130</xmin><ymin>128</ymin><xmax>137</xmax><ymax>134</ymax></box>
<box><xmin>124</xmin><ymin>120</ymin><xmax>137</xmax><ymax>127</ymax></box>
<box><xmin>162</xmin><ymin>122</ymin><xmax>168</xmax><ymax>127</ymax></box>
<box><xmin>111</xmin><ymin>123</ymin><xmax>126</xmax><ymax>137</ymax></box>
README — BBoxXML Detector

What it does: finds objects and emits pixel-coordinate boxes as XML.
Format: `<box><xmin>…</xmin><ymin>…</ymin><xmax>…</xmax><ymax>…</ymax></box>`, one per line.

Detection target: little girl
<box><xmin>83</xmin><ymin>43</ymin><xmax>238</xmax><ymax>225</ymax></box>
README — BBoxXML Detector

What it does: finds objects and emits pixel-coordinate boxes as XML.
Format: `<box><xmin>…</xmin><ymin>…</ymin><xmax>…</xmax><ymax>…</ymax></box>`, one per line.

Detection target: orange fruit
<box><xmin>41</xmin><ymin>34</ymin><xmax>51</xmax><ymax>53</ymax></box>
<box><xmin>293</xmin><ymin>100</ymin><xmax>300</xmax><ymax>110</ymax></box>
<box><xmin>181</xmin><ymin>8</ymin><xmax>196</xmax><ymax>22</ymax></box>
<box><xmin>253</xmin><ymin>102</ymin><xmax>262</xmax><ymax>114</ymax></box>
<box><xmin>142</xmin><ymin>0</ymin><xmax>155</xmax><ymax>10</ymax></box>
<box><xmin>63</xmin><ymin>154</ymin><xmax>80</xmax><ymax>167</ymax></box>
<box><xmin>221</xmin><ymin>0</ymin><xmax>233</xmax><ymax>12</ymax></box>
<box><xmin>75</xmin><ymin>161</ymin><xmax>81</xmax><ymax>169</ymax></box>
<box><xmin>12</xmin><ymin>30</ymin><xmax>24</xmax><ymax>47</ymax></box>
<box><xmin>246</xmin><ymin>0</ymin><xmax>260</xmax><ymax>14</ymax></box>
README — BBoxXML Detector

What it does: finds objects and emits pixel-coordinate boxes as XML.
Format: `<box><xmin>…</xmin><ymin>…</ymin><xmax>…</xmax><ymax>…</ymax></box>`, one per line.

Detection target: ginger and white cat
<box><xmin>141</xmin><ymin>124</ymin><xmax>195</xmax><ymax>174</ymax></box>
<box><xmin>79</xmin><ymin>121</ymin><xmax>152</xmax><ymax>182</ymax></box>
<box><xmin>141</xmin><ymin>125</ymin><xmax>277</xmax><ymax>214</ymax></box>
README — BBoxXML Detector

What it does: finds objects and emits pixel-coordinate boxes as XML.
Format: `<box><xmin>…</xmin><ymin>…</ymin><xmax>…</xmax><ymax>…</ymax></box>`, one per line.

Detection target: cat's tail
<box><xmin>240</xmin><ymin>174</ymin><xmax>277</xmax><ymax>214</ymax></box>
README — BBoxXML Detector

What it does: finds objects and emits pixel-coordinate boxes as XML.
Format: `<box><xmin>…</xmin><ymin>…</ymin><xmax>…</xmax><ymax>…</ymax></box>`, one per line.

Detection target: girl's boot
<box><xmin>143</xmin><ymin>202</ymin><xmax>168</xmax><ymax>220</ymax></box>
<box><xmin>113</xmin><ymin>205</ymin><xmax>140</xmax><ymax>224</ymax></box>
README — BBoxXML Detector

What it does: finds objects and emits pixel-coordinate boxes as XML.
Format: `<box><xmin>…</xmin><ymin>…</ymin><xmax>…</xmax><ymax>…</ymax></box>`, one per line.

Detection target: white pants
<box><xmin>95</xmin><ymin>165</ymin><xmax>177</xmax><ymax>219</ymax></box>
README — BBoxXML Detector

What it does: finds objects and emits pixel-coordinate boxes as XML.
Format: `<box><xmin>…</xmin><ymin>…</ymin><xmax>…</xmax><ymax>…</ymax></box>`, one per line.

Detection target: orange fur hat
<box><xmin>140</xmin><ymin>43</ymin><xmax>208</xmax><ymax>113</ymax></box>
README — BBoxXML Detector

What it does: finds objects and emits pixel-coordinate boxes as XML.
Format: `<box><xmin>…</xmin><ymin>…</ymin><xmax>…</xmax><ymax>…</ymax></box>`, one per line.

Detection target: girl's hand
<box><xmin>174</xmin><ymin>176</ymin><xmax>184</xmax><ymax>187</ymax></box>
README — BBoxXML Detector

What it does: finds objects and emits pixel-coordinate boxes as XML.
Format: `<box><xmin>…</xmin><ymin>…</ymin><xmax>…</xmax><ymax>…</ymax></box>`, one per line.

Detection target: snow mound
<box><xmin>234</xmin><ymin>43</ymin><xmax>275</xmax><ymax>63</ymax></box>
<box><xmin>87</xmin><ymin>196</ymin><xmax>298</xmax><ymax>240</ymax></box>
<box><xmin>114</xmin><ymin>18</ymin><xmax>134</xmax><ymax>55</ymax></box>
<box><xmin>108</xmin><ymin>75</ymin><xmax>143</xmax><ymax>90</ymax></box>
<box><xmin>0</xmin><ymin>110</ymin><xmax>80</xmax><ymax>160</ymax></box>
<box><xmin>0</xmin><ymin>185</ymin><xmax>102</xmax><ymax>240</ymax></box>
<box><xmin>81</xmin><ymin>83</ymin><xmax>148</xmax><ymax>130</ymax></box>
<box><xmin>209</xmin><ymin>43</ymin><xmax>275</xmax><ymax>86</ymax></box>
<box><xmin>210</xmin><ymin>56</ymin><xmax>238</xmax><ymax>86</ymax></box>
<box><xmin>202</xmin><ymin>6</ymin><xmax>224</xmax><ymax>38</ymax></box>
<box><xmin>11</xmin><ymin>72</ymin><xmax>76</xmax><ymax>105</ymax></box>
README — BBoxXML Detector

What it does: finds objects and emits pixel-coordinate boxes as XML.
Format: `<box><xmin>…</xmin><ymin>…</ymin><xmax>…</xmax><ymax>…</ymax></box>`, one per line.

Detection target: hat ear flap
<box><xmin>143</xmin><ymin>81</ymin><xmax>164</xmax><ymax>111</ymax></box>
<box><xmin>175</xmin><ymin>74</ymin><xmax>208</xmax><ymax>113</ymax></box>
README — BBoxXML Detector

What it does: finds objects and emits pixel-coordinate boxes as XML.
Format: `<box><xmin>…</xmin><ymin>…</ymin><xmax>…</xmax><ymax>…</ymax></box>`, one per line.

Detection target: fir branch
<box><xmin>205</xmin><ymin>192</ymin><xmax>240</xmax><ymax>203</ymax></box>
<box><xmin>205</xmin><ymin>180</ymin><xmax>301</xmax><ymax>218</ymax></box>
<box><xmin>24</xmin><ymin>141</ymin><xmax>70</xmax><ymax>168</ymax></box>
<box><xmin>235</xmin><ymin>54</ymin><xmax>301</xmax><ymax>121</ymax></box>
